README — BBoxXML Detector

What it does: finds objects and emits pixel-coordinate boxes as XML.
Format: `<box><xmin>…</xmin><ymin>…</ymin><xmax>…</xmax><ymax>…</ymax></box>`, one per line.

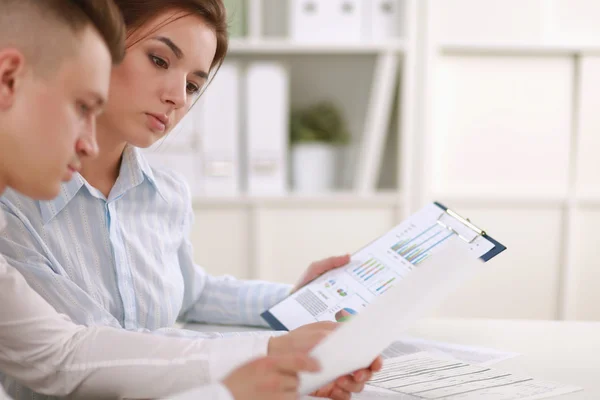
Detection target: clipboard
<box><xmin>261</xmin><ymin>202</ymin><xmax>506</xmax><ymax>332</ymax></box>
<box><xmin>433</xmin><ymin>202</ymin><xmax>506</xmax><ymax>262</ymax></box>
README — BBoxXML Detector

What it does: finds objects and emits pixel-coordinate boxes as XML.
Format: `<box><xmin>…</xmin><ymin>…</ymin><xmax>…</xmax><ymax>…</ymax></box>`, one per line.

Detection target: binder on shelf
<box><xmin>143</xmin><ymin>109</ymin><xmax>201</xmax><ymax>197</ymax></box>
<box><xmin>149</xmin><ymin>108</ymin><xmax>198</xmax><ymax>152</ymax></box>
<box><xmin>289</xmin><ymin>0</ymin><xmax>325</xmax><ymax>43</ymax></box>
<box><xmin>364</xmin><ymin>0</ymin><xmax>405</xmax><ymax>41</ymax></box>
<box><xmin>143</xmin><ymin>152</ymin><xmax>202</xmax><ymax>198</ymax></box>
<box><xmin>244</xmin><ymin>61</ymin><xmax>289</xmax><ymax>195</ymax></box>
<box><xmin>144</xmin><ymin>62</ymin><xmax>241</xmax><ymax>198</ymax></box>
<box><xmin>289</xmin><ymin>0</ymin><xmax>364</xmax><ymax>43</ymax></box>
<box><xmin>195</xmin><ymin>61</ymin><xmax>241</xmax><ymax>196</ymax></box>
<box><xmin>353</xmin><ymin>52</ymin><xmax>400</xmax><ymax>192</ymax></box>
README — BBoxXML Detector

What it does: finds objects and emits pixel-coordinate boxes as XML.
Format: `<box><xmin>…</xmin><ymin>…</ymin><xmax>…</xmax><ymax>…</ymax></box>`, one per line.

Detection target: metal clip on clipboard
<box><xmin>436</xmin><ymin>207</ymin><xmax>486</xmax><ymax>244</ymax></box>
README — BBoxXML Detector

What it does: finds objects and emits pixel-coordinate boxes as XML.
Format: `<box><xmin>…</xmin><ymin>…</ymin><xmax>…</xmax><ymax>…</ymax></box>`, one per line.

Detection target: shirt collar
<box><xmin>39</xmin><ymin>174</ymin><xmax>86</xmax><ymax>225</ymax></box>
<box><xmin>39</xmin><ymin>146</ymin><xmax>166</xmax><ymax>225</ymax></box>
<box><xmin>130</xmin><ymin>146</ymin><xmax>165</xmax><ymax>198</ymax></box>
<box><xmin>114</xmin><ymin>146</ymin><xmax>166</xmax><ymax>201</ymax></box>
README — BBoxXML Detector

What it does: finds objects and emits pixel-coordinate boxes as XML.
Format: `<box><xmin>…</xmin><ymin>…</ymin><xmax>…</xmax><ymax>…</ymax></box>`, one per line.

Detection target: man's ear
<box><xmin>0</xmin><ymin>49</ymin><xmax>26</xmax><ymax>110</ymax></box>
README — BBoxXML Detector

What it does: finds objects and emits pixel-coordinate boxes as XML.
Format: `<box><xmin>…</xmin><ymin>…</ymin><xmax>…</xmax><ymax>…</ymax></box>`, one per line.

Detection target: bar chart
<box><xmin>349</xmin><ymin>257</ymin><xmax>399</xmax><ymax>295</ymax></box>
<box><xmin>390</xmin><ymin>223</ymin><xmax>454</xmax><ymax>265</ymax></box>
<box><xmin>351</xmin><ymin>258</ymin><xmax>387</xmax><ymax>282</ymax></box>
<box><xmin>372</xmin><ymin>276</ymin><xmax>396</xmax><ymax>294</ymax></box>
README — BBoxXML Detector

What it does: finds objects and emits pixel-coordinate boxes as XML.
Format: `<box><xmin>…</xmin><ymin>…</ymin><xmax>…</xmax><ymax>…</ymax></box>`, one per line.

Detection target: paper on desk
<box><xmin>354</xmin><ymin>385</ymin><xmax>421</xmax><ymax>399</ymax></box>
<box><xmin>298</xmin><ymin>238</ymin><xmax>483</xmax><ymax>394</ymax></box>
<box><xmin>383</xmin><ymin>336</ymin><xmax>519</xmax><ymax>366</ymax></box>
<box><xmin>305</xmin><ymin>388</ymin><xmax>416</xmax><ymax>400</ymax></box>
<box><xmin>367</xmin><ymin>352</ymin><xmax>582</xmax><ymax>400</ymax></box>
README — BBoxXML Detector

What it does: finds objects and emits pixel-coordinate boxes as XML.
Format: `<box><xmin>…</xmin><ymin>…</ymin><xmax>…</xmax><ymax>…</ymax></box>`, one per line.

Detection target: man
<box><xmin>0</xmin><ymin>1</ymin><xmax>380</xmax><ymax>399</ymax></box>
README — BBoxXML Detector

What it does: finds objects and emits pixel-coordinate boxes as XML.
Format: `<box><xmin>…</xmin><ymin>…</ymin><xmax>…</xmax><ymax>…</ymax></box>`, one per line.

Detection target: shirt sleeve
<box><xmin>176</xmin><ymin>191</ymin><xmax>292</xmax><ymax>327</ymax></box>
<box><xmin>0</xmin><ymin>257</ymin><xmax>262</xmax><ymax>399</ymax></box>
<box><xmin>0</xmin><ymin>207</ymin><xmax>274</xmax><ymax>398</ymax></box>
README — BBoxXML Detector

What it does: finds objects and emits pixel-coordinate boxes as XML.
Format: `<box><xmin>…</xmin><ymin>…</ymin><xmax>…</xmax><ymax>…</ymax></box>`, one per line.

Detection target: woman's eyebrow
<box><xmin>151</xmin><ymin>36</ymin><xmax>209</xmax><ymax>79</ymax></box>
<box><xmin>152</xmin><ymin>36</ymin><xmax>183</xmax><ymax>59</ymax></box>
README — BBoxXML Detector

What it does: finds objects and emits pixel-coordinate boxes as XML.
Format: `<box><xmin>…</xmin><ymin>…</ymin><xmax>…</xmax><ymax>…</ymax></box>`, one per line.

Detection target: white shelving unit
<box><xmin>186</xmin><ymin>0</ymin><xmax>600</xmax><ymax>321</ymax></box>
<box><xmin>188</xmin><ymin>0</ymin><xmax>420</xmax><ymax>285</ymax></box>
<box><xmin>228</xmin><ymin>38</ymin><xmax>407</xmax><ymax>54</ymax></box>
<box><xmin>191</xmin><ymin>192</ymin><xmax>400</xmax><ymax>207</ymax></box>
<box><xmin>419</xmin><ymin>0</ymin><xmax>600</xmax><ymax>321</ymax></box>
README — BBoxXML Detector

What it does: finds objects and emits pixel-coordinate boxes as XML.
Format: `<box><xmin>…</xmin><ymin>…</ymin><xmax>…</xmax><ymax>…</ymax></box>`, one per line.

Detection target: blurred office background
<box><xmin>145</xmin><ymin>0</ymin><xmax>600</xmax><ymax>321</ymax></box>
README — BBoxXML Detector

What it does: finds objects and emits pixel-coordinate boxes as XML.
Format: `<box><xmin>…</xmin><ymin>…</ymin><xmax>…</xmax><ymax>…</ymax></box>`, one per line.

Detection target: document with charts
<box><xmin>261</xmin><ymin>202</ymin><xmax>506</xmax><ymax>331</ymax></box>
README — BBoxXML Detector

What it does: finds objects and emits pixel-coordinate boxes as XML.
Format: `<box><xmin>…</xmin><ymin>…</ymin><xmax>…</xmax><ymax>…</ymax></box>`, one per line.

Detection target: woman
<box><xmin>0</xmin><ymin>1</ymin><xmax>379</xmax><ymax>399</ymax></box>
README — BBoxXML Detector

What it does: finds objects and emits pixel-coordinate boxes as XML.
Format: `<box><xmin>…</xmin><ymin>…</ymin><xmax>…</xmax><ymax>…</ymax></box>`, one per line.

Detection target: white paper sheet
<box><xmin>298</xmin><ymin>239</ymin><xmax>483</xmax><ymax>394</ymax></box>
<box><xmin>354</xmin><ymin>384</ymin><xmax>421</xmax><ymax>399</ymax></box>
<box><xmin>367</xmin><ymin>352</ymin><xmax>582</xmax><ymax>400</ymax></box>
<box><xmin>383</xmin><ymin>337</ymin><xmax>520</xmax><ymax>366</ymax></box>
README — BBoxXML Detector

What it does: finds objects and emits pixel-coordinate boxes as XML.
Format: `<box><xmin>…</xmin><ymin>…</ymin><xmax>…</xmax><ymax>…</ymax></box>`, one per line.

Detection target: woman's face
<box><xmin>99</xmin><ymin>10</ymin><xmax>217</xmax><ymax>148</ymax></box>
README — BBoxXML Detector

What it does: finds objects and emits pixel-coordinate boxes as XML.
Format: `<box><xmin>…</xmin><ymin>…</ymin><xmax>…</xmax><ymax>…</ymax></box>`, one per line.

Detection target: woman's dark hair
<box><xmin>113</xmin><ymin>0</ymin><xmax>228</xmax><ymax>72</ymax></box>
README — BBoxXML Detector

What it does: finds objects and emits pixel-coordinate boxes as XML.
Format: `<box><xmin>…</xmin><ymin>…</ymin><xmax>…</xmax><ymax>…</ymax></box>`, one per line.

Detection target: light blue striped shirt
<box><xmin>0</xmin><ymin>146</ymin><xmax>291</xmax><ymax>399</ymax></box>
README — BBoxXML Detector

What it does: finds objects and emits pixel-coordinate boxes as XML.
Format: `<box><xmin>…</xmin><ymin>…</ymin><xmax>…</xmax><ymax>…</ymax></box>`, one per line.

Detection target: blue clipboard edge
<box><xmin>261</xmin><ymin>310</ymin><xmax>289</xmax><ymax>331</ymax></box>
<box><xmin>261</xmin><ymin>202</ymin><xmax>508</xmax><ymax>330</ymax></box>
<box><xmin>433</xmin><ymin>201</ymin><xmax>507</xmax><ymax>262</ymax></box>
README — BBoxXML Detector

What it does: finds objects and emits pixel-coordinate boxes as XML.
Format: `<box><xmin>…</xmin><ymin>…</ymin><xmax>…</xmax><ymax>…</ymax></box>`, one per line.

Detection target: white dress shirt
<box><xmin>0</xmin><ymin>146</ymin><xmax>290</xmax><ymax>398</ymax></box>
<box><xmin>0</xmin><ymin>146</ymin><xmax>290</xmax><ymax>331</ymax></box>
<box><xmin>0</xmin><ymin>209</ymin><xmax>279</xmax><ymax>400</ymax></box>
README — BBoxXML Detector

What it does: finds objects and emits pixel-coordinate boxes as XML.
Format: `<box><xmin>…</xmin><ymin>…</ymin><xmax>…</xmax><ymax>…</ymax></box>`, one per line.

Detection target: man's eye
<box><xmin>78</xmin><ymin>102</ymin><xmax>91</xmax><ymax>116</ymax></box>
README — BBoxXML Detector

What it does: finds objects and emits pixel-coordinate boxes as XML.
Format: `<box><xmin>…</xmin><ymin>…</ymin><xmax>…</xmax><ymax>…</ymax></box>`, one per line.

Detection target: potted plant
<box><xmin>290</xmin><ymin>101</ymin><xmax>350</xmax><ymax>192</ymax></box>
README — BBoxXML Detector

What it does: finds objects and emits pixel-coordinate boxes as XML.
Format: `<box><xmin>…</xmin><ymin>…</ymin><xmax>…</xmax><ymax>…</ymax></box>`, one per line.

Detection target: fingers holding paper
<box><xmin>292</xmin><ymin>254</ymin><xmax>351</xmax><ymax>293</ymax></box>
<box><xmin>268</xmin><ymin>321</ymin><xmax>384</xmax><ymax>399</ymax></box>
<box><xmin>268</xmin><ymin>321</ymin><xmax>338</xmax><ymax>356</ymax></box>
<box><xmin>222</xmin><ymin>353</ymin><xmax>320</xmax><ymax>400</ymax></box>
<box><xmin>310</xmin><ymin>356</ymin><xmax>384</xmax><ymax>399</ymax></box>
<box><xmin>361</xmin><ymin>356</ymin><xmax>384</xmax><ymax>377</ymax></box>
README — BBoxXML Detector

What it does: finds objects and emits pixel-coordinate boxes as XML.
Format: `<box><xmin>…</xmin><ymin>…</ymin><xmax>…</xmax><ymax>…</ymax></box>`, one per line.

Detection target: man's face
<box><xmin>4</xmin><ymin>26</ymin><xmax>111</xmax><ymax>199</ymax></box>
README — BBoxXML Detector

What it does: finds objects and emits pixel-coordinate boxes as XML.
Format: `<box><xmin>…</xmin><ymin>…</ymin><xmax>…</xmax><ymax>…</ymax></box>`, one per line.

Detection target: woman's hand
<box><xmin>292</xmin><ymin>254</ymin><xmax>351</xmax><ymax>293</ymax></box>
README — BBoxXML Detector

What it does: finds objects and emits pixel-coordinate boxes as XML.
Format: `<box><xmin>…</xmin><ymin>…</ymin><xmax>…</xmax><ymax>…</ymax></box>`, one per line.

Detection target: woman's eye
<box><xmin>186</xmin><ymin>82</ymin><xmax>200</xmax><ymax>95</ymax></box>
<box><xmin>150</xmin><ymin>55</ymin><xmax>168</xmax><ymax>69</ymax></box>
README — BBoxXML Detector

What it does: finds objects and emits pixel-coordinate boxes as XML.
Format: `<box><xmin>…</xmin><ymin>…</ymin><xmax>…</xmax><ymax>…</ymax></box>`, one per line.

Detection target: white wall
<box><xmin>424</xmin><ymin>0</ymin><xmax>600</xmax><ymax>320</ymax></box>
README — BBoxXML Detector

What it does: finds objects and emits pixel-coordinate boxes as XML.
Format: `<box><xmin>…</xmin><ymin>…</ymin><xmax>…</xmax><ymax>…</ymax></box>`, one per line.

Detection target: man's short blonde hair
<box><xmin>0</xmin><ymin>0</ymin><xmax>126</xmax><ymax>75</ymax></box>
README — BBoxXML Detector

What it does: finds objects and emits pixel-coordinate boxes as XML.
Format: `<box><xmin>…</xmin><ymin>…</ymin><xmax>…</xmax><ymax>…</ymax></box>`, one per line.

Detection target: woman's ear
<box><xmin>0</xmin><ymin>49</ymin><xmax>26</xmax><ymax>110</ymax></box>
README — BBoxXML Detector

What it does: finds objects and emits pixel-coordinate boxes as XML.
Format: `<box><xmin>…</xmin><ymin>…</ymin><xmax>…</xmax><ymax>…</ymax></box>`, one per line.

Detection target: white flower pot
<box><xmin>291</xmin><ymin>143</ymin><xmax>338</xmax><ymax>192</ymax></box>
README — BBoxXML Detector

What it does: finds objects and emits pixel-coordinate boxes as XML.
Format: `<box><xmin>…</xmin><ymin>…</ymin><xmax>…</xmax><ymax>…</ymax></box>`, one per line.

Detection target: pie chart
<box><xmin>335</xmin><ymin>307</ymin><xmax>357</xmax><ymax>322</ymax></box>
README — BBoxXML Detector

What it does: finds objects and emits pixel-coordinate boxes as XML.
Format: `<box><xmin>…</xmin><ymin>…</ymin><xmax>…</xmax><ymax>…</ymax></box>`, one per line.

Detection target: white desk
<box><xmin>185</xmin><ymin>319</ymin><xmax>600</xmax><ymax>399</ymax></box>
<box><xmin>403</xmin><ymin>319</ymin><xmax>600</xmax><ymax>399</ymax></box>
